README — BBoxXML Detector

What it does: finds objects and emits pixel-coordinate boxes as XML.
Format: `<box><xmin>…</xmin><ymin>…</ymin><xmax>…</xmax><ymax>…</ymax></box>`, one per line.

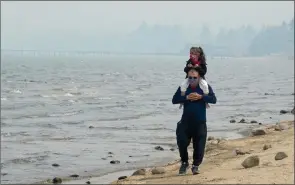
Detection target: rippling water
<box><xmin>1</xmin><ymin>55</ymin><xmax>294</xmax><ymax>183</ymax></box>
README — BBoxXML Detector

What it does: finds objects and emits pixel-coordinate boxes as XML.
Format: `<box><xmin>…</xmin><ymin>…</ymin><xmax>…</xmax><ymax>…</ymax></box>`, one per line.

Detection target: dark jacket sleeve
<box><xmin>172</xmin><ymin>87</ymin><xmax>188</xmax><ymax>104</ymax></box>
<box><xmin>202</xmin><ymin>85</ymin><xmax>217</xmax><ymax>104</ymax></box>
<box><xmin>183</xmin><ymin>60</ymin><xmax>191</xmax><ymax>73</ymax></box>
<box><xmin>200</xmin><ymin>64</ymin><xmax>207</xmax><ymax>75</ymax></box>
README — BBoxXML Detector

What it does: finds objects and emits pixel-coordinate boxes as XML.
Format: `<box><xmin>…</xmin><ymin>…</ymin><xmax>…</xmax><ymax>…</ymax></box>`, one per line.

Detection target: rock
<box><xmin>101</xmin><ymin>157</ymin><xmax>107</xmax><ymax>160</ymax></box>
<box><xmin>118</xmin><ymin>176</ymin><xmax>127</xmax><ymax>180</ymax></box>
<box><xmin>263</xmin><ymin>144</ymin><xmax>272</xmax><ymax>150</ymax></box>
<box><xmin>280</xmin><ymin>110</ymin><xmax>288</xmax><ymax>114</ymax></box>
<box><xmin>170</xmin><ymin>148</ymin><xmax>175</xmax><ymax>151</ymax></box>
<box><xmin>274</xmin><ymin>123</ymin><xmax>289</xmax><ymax>131</ymax></box>
<box><xmin>235</xmin><ymin>149</ymin><xmax>250</xmax><ymax>155</ymax></box>
<box><xmin>52</xmin><ymin>163</ymin><xmax>60</xmax><ymax>167</ymax></box>
<box><xmin>239</xmin><ymin>119</ymin><xmax>246</xmax><ymax>123</ymax></box>
<box><xmin>250</xmin><ymin>120</ymin><xmax>257</xmax><ymax>123</ymax></box>
<box><xmin>269</xmin><ymin>117</ymin><xmax>272</xmax><ymax>119</ymax></box>
<box><xmin>230</xmin><ymin>119</ymin><xmax>236</xmax><ymax>123</ymax></box>
<box><xmin>151</xmin><ymin>167</ymin><xmax>165</xmax><ymax>175</ymax></box>
<box><xmin>86</xmin><ymin>181</ymin><xmax>91</xmax><ymax>184</ymax></box>
<box><xmin>154</xmin><ymin>146</ymin><xmax>164</xmax><ymax>151</ymax></box>
<box><xmin>126</xmin><ymin>161</ymin><xmax>131</xmax><ymax>163</ymax></box>
<box><xmin>108</xmin><ymin>155</ymin><xmax>113</xmax><ymax>158</ymax></box>
<box><xmin>52</xmin><ymin>177</ymin><xmax>62</xmax><ymax>184</ymax></box>
<box><xmin>275</xmin><ymin>152</ymin><xmax>288</xmax><ymax>160</ymax></box>
<box><xmin>110</xmin><ymin>160</ymin><xmax>120</xmax><ymax>164</ymax></box>
<box><xmin>251</xmin><ymin>128</ymin><xmax>266</xmax><ymax>136</ymax></box>
<box><xmin>1</xmin><ymin>173</ymin><xmax>8</xmax><ymax>176</ymax></box>
<box><xmin>70</xmin><ymin>174</ymin><xmax>79</xmax><ymax>178</ymax></box>
<box><xmin>132</xmin><ymin>169</ymin><xmax>146</xmax><ymax>176</ymax></box>
<box><xmin>89</xmin><ymin>126</ymin><xmax>94</xmax><ymax>129</ymax></box>
<box><xmin>210</xmin><ymin>140</ymin><xmax>219</xmax><ymax>145</ymax></box>
<box><xmin>207</xmin><ymin>136</ymin><xmax>215</xmax><ymax>141</ymax></box>
<box><xmin>108</xmin><ymin>152</ymin><xmax>113</xmax><ymax>155</ymax></box>
<box><xmin>259</xmin><ymin>123</ymin><xmax>262</xmax><ymax>125</ymax></box>
<box><xmin>241</xmin><ymin>155</ymin><xmax>260</xmax><ymax>168</ymax></box>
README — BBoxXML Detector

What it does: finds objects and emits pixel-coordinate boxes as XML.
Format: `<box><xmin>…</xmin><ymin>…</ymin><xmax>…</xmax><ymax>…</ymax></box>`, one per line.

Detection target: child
<box><xmin>179</xmin><ymin>47</ymin><xmax>209</xmax><ymax>109</ymax></box>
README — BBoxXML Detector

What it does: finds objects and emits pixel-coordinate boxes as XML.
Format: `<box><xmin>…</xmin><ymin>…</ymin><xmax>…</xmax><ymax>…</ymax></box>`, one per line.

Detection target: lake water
<box><xmin>1</xmin><ymin>54</ymin><xmax>294</xmax><ymax>183</ymax></box>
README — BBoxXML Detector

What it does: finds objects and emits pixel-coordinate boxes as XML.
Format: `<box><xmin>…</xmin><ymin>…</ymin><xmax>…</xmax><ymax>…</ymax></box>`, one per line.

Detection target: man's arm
<box><xmin>172</xmin><ymin>87</ymin><xmax>188</xmax><ymax>104</ymax></box>
<box><xmin>202</xmin><ymin>85</ymin><xmax>217</xmax><ymax>104</ymax></box>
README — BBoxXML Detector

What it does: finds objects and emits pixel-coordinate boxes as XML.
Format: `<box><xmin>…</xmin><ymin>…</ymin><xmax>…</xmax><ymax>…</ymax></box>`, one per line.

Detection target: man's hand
<box><xmin>187</xmin><ymin>93</ymin><xmax>203</xmax><ymax>101</ymax></box>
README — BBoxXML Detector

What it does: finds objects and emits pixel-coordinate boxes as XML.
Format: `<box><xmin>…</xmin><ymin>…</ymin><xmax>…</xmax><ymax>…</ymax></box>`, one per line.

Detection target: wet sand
<box><xmin>108</xmin><ymin>120</ymin><xmax>294</xmax><ymax>184</ymax></box>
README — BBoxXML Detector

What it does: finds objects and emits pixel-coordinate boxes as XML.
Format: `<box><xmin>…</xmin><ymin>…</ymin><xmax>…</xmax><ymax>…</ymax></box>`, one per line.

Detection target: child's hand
<box><xmin>187</xmin><ymin>64</ymin><xmax>193</xmax><ymax>67</ymax></box>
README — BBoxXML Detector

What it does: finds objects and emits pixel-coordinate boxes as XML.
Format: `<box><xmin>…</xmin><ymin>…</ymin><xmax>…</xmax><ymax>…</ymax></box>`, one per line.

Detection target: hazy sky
<box><xmin>1</xmin><ymin>1</ymin><xmax>294</xmax><ymax>49</ymax></box>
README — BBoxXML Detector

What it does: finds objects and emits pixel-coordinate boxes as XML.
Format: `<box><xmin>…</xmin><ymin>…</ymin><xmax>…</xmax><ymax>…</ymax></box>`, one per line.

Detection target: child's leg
<box><xmin>179</xmin><ymin>79</ymin><xmax>189</xmax><ymax>109</ymax></box>
<box><xmin>198</xmin><ymin>78</ymin><xmax>210</xmax><ymax>108</ymax></box>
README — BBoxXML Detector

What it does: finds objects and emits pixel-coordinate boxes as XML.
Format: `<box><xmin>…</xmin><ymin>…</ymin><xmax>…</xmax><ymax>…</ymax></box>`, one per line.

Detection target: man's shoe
<box><xmin>191</xmin><ymin>165</ymin><xmax>200</xmax><ymax>175</ymax></box>
<box><xmin>178</xmin><ymin>162</ymin><xmax>189</xmax><ymax>175</ymax></box>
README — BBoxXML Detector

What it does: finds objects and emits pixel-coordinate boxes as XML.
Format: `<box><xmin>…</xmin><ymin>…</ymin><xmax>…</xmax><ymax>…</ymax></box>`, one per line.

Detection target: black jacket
<box><xmin>184</xmin><ymin>59</ymin><xmax>207</xmax><ymax>78</ymax></box>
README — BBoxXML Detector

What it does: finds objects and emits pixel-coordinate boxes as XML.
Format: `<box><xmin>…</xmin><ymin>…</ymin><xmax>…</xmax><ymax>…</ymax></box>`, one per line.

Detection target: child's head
<box><xmin>190</xmin><ymin>46</ymin><xmax>207</xmax><ymax>65</ymax></box>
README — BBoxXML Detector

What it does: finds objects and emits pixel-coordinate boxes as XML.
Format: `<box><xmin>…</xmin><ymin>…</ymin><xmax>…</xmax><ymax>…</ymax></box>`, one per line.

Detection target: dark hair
<box><xmin>197</xmin><ymin>47</ymin><xmax>207</xmax><ymax>65</ymax></box>
<box><xmin>187</xmin><ymin>66</ymin><xmax>205</xmax><ymax>78</ymax></box>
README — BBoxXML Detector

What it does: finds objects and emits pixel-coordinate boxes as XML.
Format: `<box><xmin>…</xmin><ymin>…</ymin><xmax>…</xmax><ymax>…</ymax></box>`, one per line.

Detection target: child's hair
<box><xmin>196</xmin><ymin>46</ymin><xmax>207</xmax><ymax>65</ymax></box>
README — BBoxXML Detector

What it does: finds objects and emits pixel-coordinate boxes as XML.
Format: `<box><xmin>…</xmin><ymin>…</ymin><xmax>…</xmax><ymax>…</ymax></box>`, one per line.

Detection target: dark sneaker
<box><xmin>191</xmin><ymin>165</ymin><xmax>200</xmax><ymax>175</ymax></box>
<box><xmin>178</xmin><ymin>162</ymin><xmax>189</xmax><ymax>175</ymax></box>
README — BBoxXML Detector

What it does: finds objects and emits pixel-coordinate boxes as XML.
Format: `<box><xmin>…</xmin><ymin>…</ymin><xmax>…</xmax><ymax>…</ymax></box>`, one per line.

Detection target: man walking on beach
<box><xmin>172</xmin><ymin>67</ymin><xmax>217</xmax><ymax>175</ymax></box>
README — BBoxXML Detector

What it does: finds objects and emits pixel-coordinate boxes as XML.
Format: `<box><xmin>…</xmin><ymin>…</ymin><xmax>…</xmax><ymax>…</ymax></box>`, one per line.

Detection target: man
<box><xmin>172</xmin><ymin>67</ymin><xmax>217</xmax><ymax>175</ymax></box>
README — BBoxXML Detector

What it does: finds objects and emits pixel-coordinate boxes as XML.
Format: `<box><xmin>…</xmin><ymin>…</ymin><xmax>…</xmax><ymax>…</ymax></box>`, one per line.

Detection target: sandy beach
<box><xmin>106</xmin><ymin>120</ymin><xmax>294</xmax><ymax>185</ymax></box>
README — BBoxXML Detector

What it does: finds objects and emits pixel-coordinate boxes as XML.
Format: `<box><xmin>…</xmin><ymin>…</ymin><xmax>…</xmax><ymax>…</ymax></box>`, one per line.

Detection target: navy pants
<box><xmin>176</xmin><ymin>119</ymin><xmax>207</xmax><ymax>166</ymax></box>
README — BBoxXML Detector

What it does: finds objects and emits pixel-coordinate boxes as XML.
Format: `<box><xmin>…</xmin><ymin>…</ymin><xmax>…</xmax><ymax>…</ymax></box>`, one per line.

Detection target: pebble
<box><xmin>154</xmin><ymin>146</ymin><xmax>164</xmax><ymax>151</ymax></box>
<box><xmin>89</xmin><ymin>126</ymin><xmax>94</xmax><ymax>129</ymax></box>
<box><xmin>230</xmin><ymin>119</ymin><xmax>236</xmax><ymax>123</ymax></box>
<box><xmin>70</xmin><ymin>174</ymin><xmax>79</xmax><ymax>178</ymax></box>
<box><xmin>251</xmin><ymin>128</ymin><xmax>266</xmax><ymax>136</ymax></box>
<box><xmin>239</xmin><ymin>119</ymin><xmax>246</xmax><ymax>123</ymax></box>
<box><xmin>263</xmin><ymin>144</ymin><xmax>272</xmax><ymax>150</ymax></box>
<box><xmin>108</xmin><ymin>152</ymin><xmax>113</xmax><ymax>155</ymax></box>
<box><xmin>274</xmin><ymin>123</ymin><xmax>289</xmax><ymax>131</ymax></box>
<box><xmin>110</xmin><ymin>160</ymin><xmax>120</xmax><ymax>164</ymax></box>
<box><xmin>280</xmin><ymin>110</ymin><xmax>288</xmax><ymax>114</ymax></box>
<box><xmin>52</xmin><ymin>163</ymin><xmax>60</xmax><ymax>167</ymax></box>
<box><xmin>241</xmin><ymin>155</ymin><xmax>260</xmax><ymax>168</ymax></box>
<box><xmin>132</xmin><ymin>169</ymin><xmax>146</xmax><ymax>176</ymax></box>
<box><xmin>250</xmin><ymin>120</ymin><xmax>257</xmax><ymax>123</ymax></box>
<box><xmin>151</xmin><ymin>167</ymin><xmax>165</xmax><ymax>175</ymax></box>
<box><xmin>207</xmin><ymin>136</ymin><xmax>215</xmax><ymax>141</ymax></box>
<box><xmin>235</xmin><ymin>149</ymin><xmax>250</xmax><ymax>155</ymax></box>
<box><xmin>118</xmin><ymin>176</ymin><xmax>127</xmax><ymax>180</ymax></box>
<box><xmin>52</xmin><ymin>177</ymin><xmax>62</xmax><ymax>184</ymax></box>
<box><xmin>275</xmin><ymin>152</ymin><xmax>288</xmax><ymax>160</ymax></box>
<box><xmin>86</xmin><ymin>181</ymin><xmax>91</xmax><ymax>184</ymax></box>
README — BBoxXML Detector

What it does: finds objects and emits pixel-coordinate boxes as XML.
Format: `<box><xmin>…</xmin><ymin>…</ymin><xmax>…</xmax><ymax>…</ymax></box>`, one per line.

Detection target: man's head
<box><xmin>187</xmin><ymin>67</ymin><xmax>205</xmax><ymax>87</ymax></box>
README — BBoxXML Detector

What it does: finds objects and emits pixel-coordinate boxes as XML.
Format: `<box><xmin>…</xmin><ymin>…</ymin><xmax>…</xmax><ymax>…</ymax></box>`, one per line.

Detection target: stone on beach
<box><xmin>52</xmin><ymin>163</ymin><xmax>60</xmax><ymax>167</ymax></box>
<box><xmin>275</xmin><ymin>152</ymin><xmax>288</xmax><ymax>160</ymax></box>
<box><xmin>230</xmin><ymin>119</ymin><xmax>236</xmax><ymax>123</ymax></box>
<box><xmin>118</xmin><ymin>176</ymin><xmax>127</xmax><ymax>180</ymax></box>
<box><xmin>86</xmin><ymin>181</ymin><xmax>91</xmax><ymax>184</ymax></box>
<box><xmin>235</xmin><ymin>149</ymin><xmax>250</xmax><ymax>155</ymax></box>
<box><xmin>52</xmin><ymin>177</ymin><xmax>62</xmax><ymax>184</ymax></box>
<box><xmin>280</xmin><ymin>110</ymin><xmax>288</xmax><ymax>114</ymax></box>
<box><xmin>250</xmin><ymin>120</ymin><xmax>258</xmax><ymax>123</ymax></box>
<box><xmin>70</xmin><ymin>174</ymin><xmax>79</xmax><ymax>178</ymax></box>
<box><xmin>241</xmin><ymin>155</ymin><xmax>260</xmax><ymax>168</ymax></box>
<box><xmin>251</xmin><ymin>128</ymin><xmax>266</xmax><ymax>136</ymax></box>
<box><xmin>239</xmin><ymin>118</ymin><xmax>246</xmax><ymax>123</ymax></box>
<box><xmin>151</xmin><ymin>167</ymin><xmax>165</xmax><ymax>175</ymax></box>
<box><xmin>274</xmin><ymin>123</ymin><xmax>290</xmax><ymax>131</ymax></box>
<box><xmin>154</xmin><ymin>146</ymin><xmax>164</xmax><ymax>151</ymax></box>
<box><xmin>110</xmin><ymin>160</ymin><xmax>120</xmax><ymax>164</ymax></box>
<box><xmin>132</xmin><ymin>169</ymin><xmax>147</xmax><ymax>176</ymax></box>
<box><xmin>89</xmin><ymin>126</ymin><xmax>94</xmax><ymax>129</ymax></box>
<box><xmin>263</xmin><ymin>144</ymin><xmax>272</xmax><ymax>150</ymax></box>
<box><xmin>207</xmin><ymin>136</ymin><xmax>215</xmax><ymax>141</ymax></box>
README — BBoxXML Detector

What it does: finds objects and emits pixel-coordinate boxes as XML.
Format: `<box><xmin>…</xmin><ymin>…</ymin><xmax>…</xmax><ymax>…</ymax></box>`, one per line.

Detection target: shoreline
<box><xmin>60</xmin><ymin>120</ymin><xmax>294</xmax><ymax>184</ymax></box>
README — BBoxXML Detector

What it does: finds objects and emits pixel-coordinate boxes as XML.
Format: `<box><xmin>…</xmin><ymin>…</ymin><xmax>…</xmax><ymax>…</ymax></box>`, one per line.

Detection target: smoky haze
<box><xmin>1</xmin><ymin>1</ymin><xmax>294</xmax><ymax>56</ymax></box>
